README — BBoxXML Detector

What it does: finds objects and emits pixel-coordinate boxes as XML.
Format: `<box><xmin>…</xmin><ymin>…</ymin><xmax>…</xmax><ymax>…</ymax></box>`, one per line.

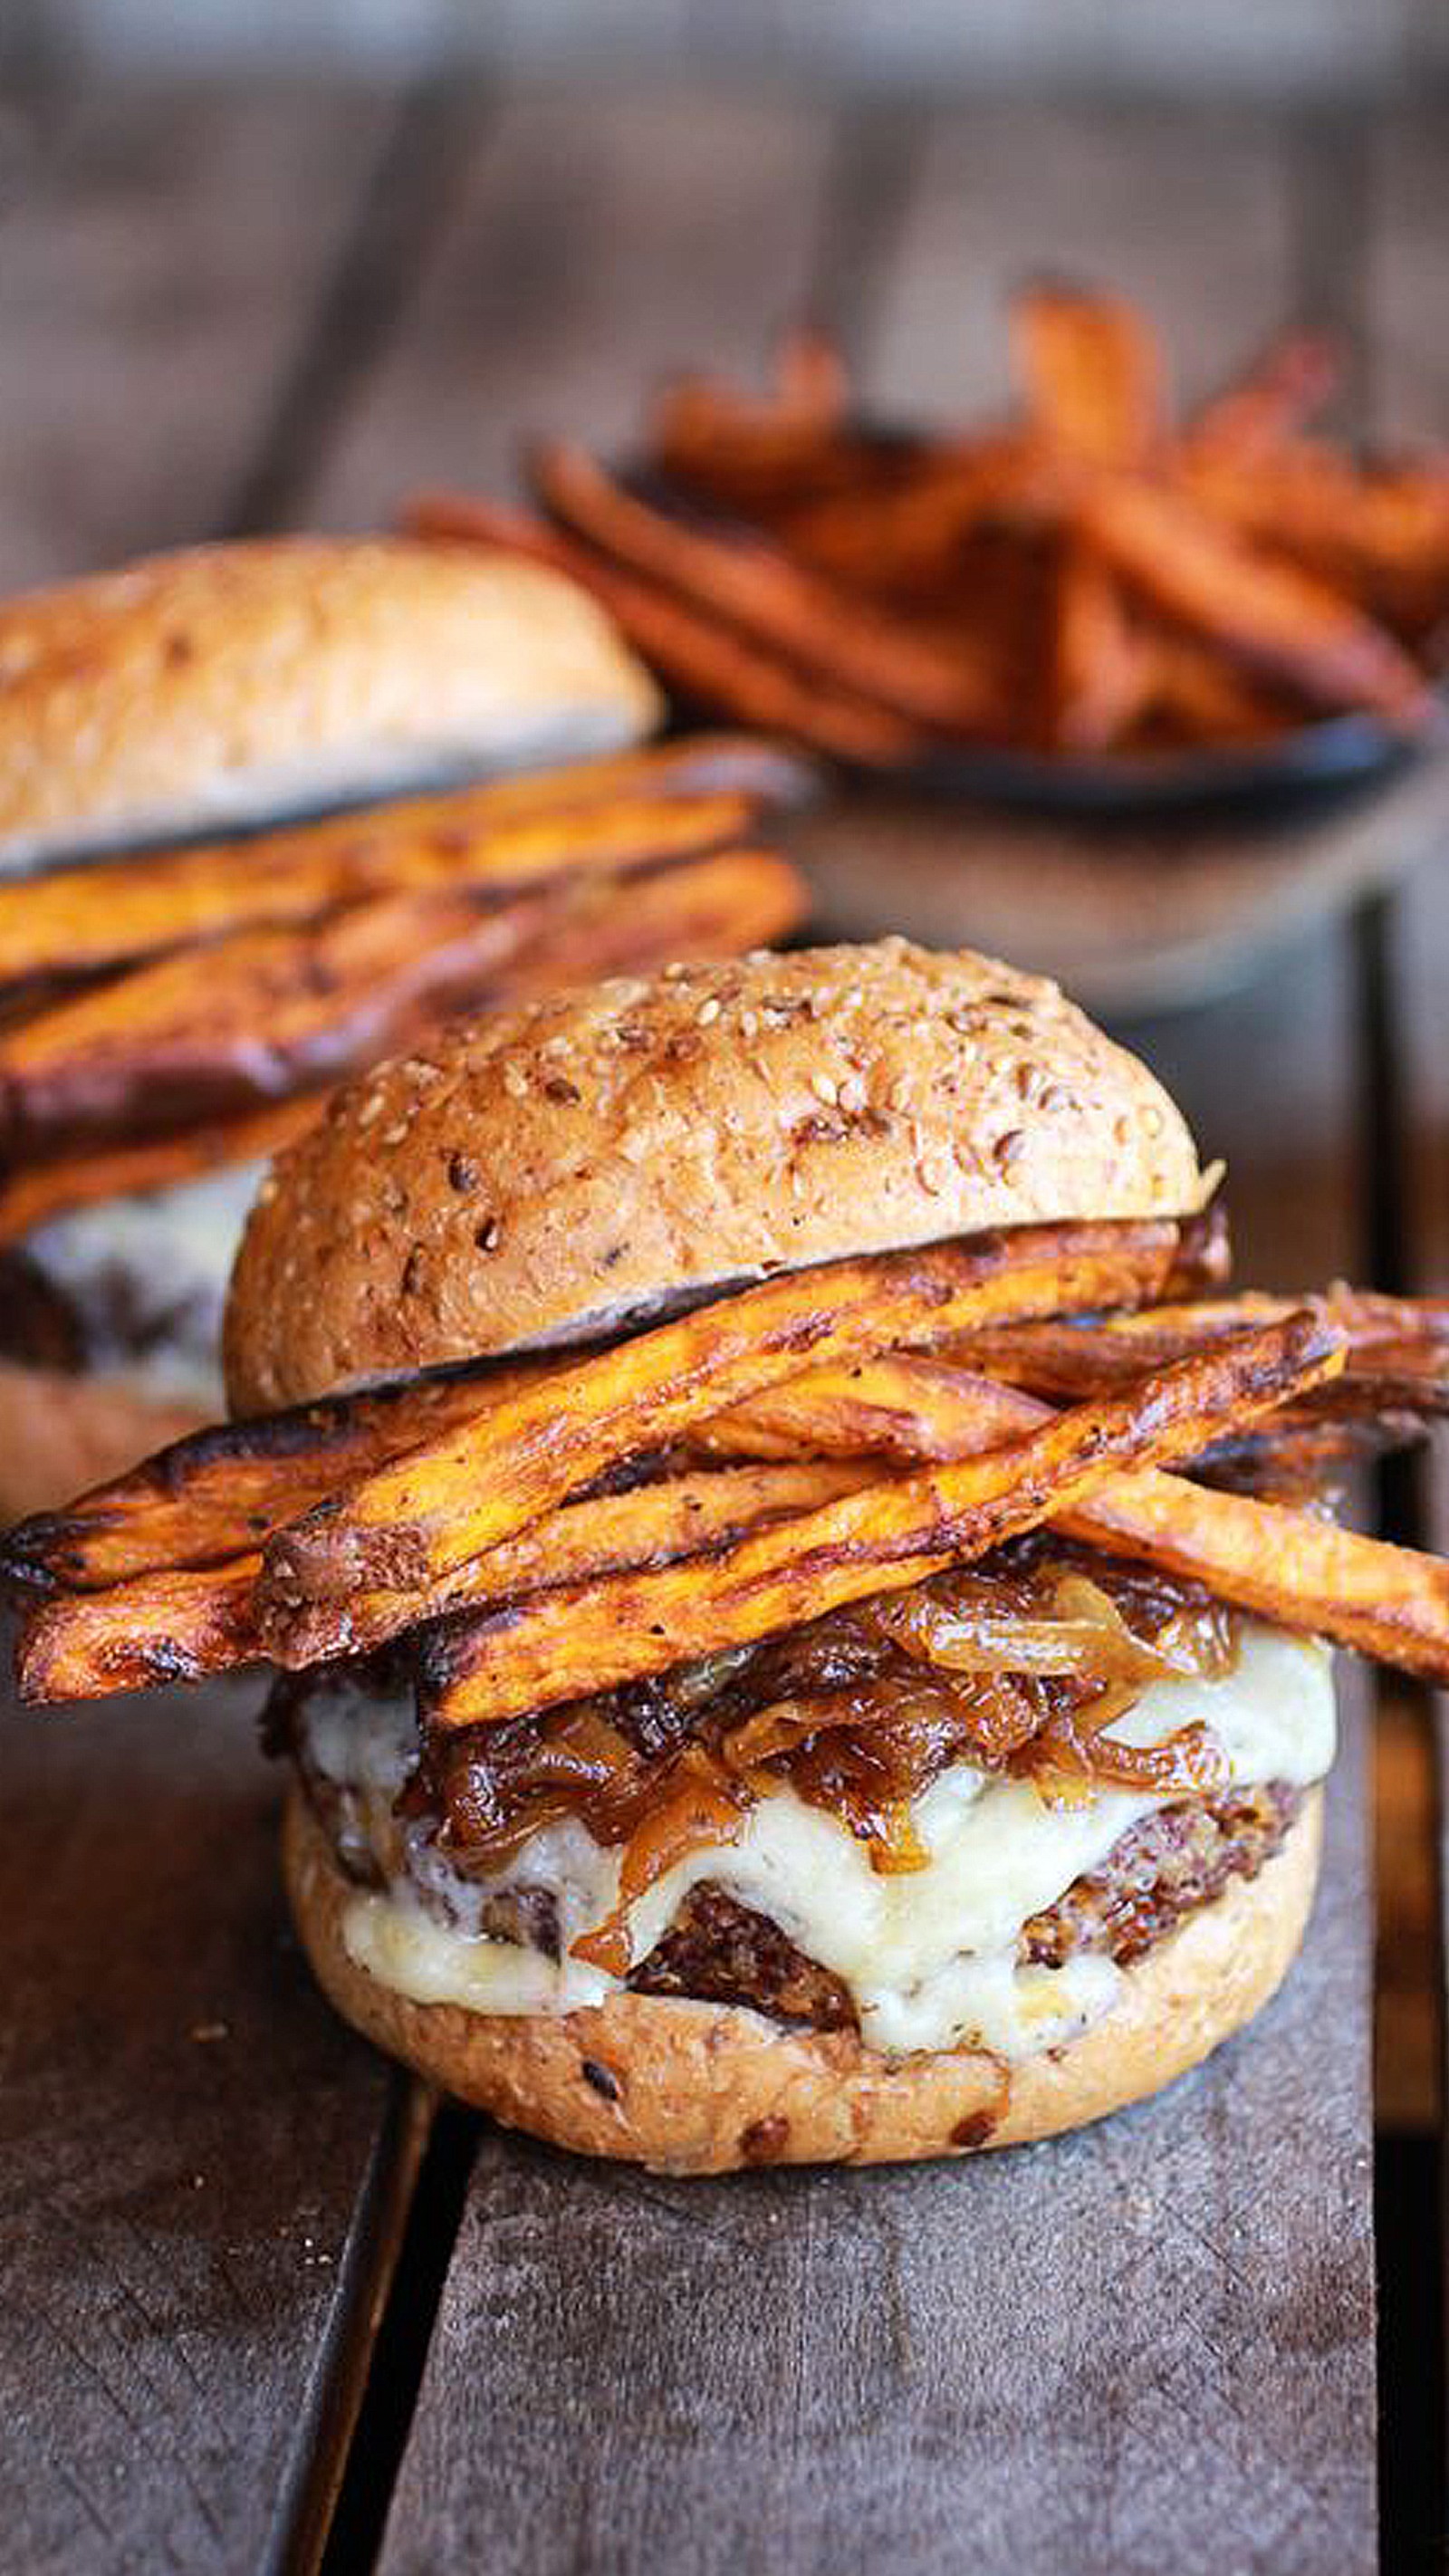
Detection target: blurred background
<box><xmin>5</xmin><ymin>0</ymin><xmax>1449</xmax><ymax>88</ymax></box>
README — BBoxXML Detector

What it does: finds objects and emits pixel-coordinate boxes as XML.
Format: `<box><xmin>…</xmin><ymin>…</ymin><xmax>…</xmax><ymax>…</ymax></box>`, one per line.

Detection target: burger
<box><xmin>0</xmin><ymin>533</ymin><xmax>804</xmax><ymax>1516</ymax></box>
<box><xmin>11</xmin><ymin>939</ymin><xmax>1446</xmax><ymax>2173</ymax></box>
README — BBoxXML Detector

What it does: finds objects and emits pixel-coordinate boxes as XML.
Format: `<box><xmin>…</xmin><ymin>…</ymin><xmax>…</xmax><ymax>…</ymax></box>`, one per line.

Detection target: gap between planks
<box><xmin>1293</xmin><ymin>87</ymin><xmax>1448</xmax><ymax>2572</ymax></box>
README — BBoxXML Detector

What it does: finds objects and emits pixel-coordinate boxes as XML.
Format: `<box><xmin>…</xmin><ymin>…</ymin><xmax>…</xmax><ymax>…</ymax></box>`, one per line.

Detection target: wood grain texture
<box><xmin>375</xmin><ymin>91</ymin><xmax>1377</xmax><ymax>2576</ymax></box>
<box><xmin>301</xmin><ymin>82</ymin><xmax>834</xmax><ymax>529</ymax></box>
<box><xmin>0</xmin><ymin>1668</ymin><xmax>417</xmax><ymax>2574</ymax></box>
<box><xmin>1371</xmin><ymin>93</ymin><xmax>1449</xmax><ymax>2131</ymax></box>
<box><xmin>862</xmin><ymin>98</ymin><xmax>1294</xmax><ymax>426</ymax></box>
<box><xmin>0</xmin><ymin>82</ymin><xmax>397</xmax><ymax>588</ymax></box>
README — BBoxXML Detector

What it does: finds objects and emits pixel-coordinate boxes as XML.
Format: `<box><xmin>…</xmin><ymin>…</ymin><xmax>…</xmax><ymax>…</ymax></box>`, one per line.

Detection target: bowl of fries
<box><xmin>411</xmin><ymin>284</ymin><xmax>1449</xmax><ymax>814</ymax></box>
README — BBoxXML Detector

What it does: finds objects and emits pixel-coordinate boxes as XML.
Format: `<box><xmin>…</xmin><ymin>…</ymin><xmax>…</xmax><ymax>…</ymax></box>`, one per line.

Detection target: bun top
<box><xmin>226</xmin><ymin>939</ymin><xmax>1205</xmax><ymax>1412</ymax></box>
<box><xmin>0</xmin><ymin>536</ymin><xmax>659</xmax><ymax>870</ymax></box>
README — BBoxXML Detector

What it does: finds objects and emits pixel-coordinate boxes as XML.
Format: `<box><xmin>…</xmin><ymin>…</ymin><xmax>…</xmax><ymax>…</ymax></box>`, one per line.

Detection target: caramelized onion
<box><xmin>417</xmin><ymin>1537</ymin><xmax>1245</xmax><ymax>1909</ymax></box>
<box><xmin>571</xmin><ymin>1749</ymin><xmax>745</xmax><ymax>1973</ymax></box>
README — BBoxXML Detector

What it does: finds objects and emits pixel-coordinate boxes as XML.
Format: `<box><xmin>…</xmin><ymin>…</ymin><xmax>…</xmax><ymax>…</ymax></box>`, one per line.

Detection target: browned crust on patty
<box><xmin>283</xmin><ymin>1780</ymin><xmax>1320</xmax><ymax>2174</ymax></box>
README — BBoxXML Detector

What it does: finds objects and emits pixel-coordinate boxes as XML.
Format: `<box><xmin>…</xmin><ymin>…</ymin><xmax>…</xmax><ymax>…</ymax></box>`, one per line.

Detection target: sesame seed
<box><xmin>358</xmin><ymin>1094</ymin><xmax>384</xmax><ymax>1128</ymax></box>
<box><xmin>697</xmin><ymin>997</ymin><xmax>722</xmax><ymax>1025</ymax></box>
<box><xmin>383</xmin><ymin>1123</ymin><xmax>408</xmax><ymax>1147</ymax></box>
<box><xmin>811</xmin><ymin>1073</ymin><xmax>838</xmax><ymax>1106</ymax></box>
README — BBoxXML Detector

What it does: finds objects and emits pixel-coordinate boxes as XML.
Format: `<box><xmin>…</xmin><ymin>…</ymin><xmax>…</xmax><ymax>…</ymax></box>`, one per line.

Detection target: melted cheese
<box><xmin>24</xmin><ymin>1158</ymin><xmax>266</xmax><ymax>1402</ymax></box>
<box><xmin>317</xmin><ymin>1624</ymin><xmax>1335</xmax><ymax>2062</ymax></box>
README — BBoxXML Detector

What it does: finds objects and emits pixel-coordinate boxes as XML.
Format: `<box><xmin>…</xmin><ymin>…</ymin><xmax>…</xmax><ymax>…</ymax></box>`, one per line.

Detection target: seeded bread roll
<box><xmin>0</xmin><ymin>537</ymin><xmax>660</xmax><ymax>870</ymax></box>
<box><xmin>225</xmin><ymin>937</ymin><xmax>1207</xmax><ymax>1411</ymax></box>
<box><xmin>284</xmin><ymin>1784</ymin><xmax>1321</xmax><ymax>2175</ymax></box>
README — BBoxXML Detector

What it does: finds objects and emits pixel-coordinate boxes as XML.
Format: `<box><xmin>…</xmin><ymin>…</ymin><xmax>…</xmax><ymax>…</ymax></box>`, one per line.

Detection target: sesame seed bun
<box><xmin>283</xmin><ymin>1782</ymin><xmax>1321</xmax><ymax>2174</ymax></box>
<box><xmin>225</xmin><ymin>937</ymin><xmax>1206</xmax><ymax>1412</ymax></box>
<box><xmin>0</xmin><ymin>536</ymin><xmax>660</xmax><ymax>870</ymax></box>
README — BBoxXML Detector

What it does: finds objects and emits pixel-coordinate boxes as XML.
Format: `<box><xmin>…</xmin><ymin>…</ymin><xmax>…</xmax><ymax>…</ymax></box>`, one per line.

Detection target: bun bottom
<box><xmin>0</xmin><ymin>1360</ymin><xmax>206</xmax><ymax>1527</ymax></box>
<box><xmin>284</xmin><ymin>1780</ymin><xmax>1323</xmax><ymax>2174</ymax></box>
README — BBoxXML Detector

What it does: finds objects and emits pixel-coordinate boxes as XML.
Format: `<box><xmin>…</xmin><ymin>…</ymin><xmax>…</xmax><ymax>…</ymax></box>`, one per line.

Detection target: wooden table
<box><xmin>1</xmin><ymin>73</ymin><xmax>1444</xmax><ymax>2575</ymax></box>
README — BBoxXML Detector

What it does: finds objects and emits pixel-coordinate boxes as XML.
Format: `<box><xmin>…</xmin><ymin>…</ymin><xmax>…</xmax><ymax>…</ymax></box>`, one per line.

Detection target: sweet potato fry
<box><xmin>1070</xmin><ymin>474</ymin><xmax>1433</xmax><ymax>722</ymax></box>
<box><xmin>528</xmin><ymin>440</ymin><xmax>999</xmax><ymax>734</ymax></box>
<box><xmin>776</xmin><ymin>437</ymin><xmax>1053</xmax><ymax>599</ymax></box>
<box><xmin>15</xmin><ymin>1558</ymin><xmax>263</xmax><ymax>1699</ymax></box>
<box><xmin>648</xmin><ymin>330</ymin><xmax>880</xmax><ymax>514</ymax></box>
<box><xmin>417</xmin><ymin>1312</ymin><xmax>1344</xmax><ymax>1729</ymax></box>
<box><xmin>0</xmin><ymin>1095</ymin><xmax>319</xmax><ymax>1246</ymax></box>
<box><xmin>700</xmin><ymin>1358</ymin><xmax>1041</xmax><ymax>1465</ymax></box>
<box><xmin>656</xmin><ymin>328</ymin><xmax>849</xmax><ymax>448</ymax></box>
<box><xmin>1131</xmin><ymin>631</ymin><xmax>1291</xmax><ymax>748</ymax></box>
<box><xmin>1059</xmin><ymin>1469</ymin><xmax>1449</xmax><ymax>1680</ymax></box>
<box><xmin>495</xmin><ymin>846</ymin><xmax>807</xmax><ymax>993</ymax></box>
<box><xmin>0</xmin><ymin>1362</ymin><xmax>542</xmax><ymax>1591</ymax></box>
<box><xmin>405</xmin><ymin>493</ymin><xmax>923</xmax><ymax>762</ymax></box>
<box><xmin>14</xmin><ymin>1458</ymin><xmax>863</xmax><ymax>1702</ymax></box>
<box><xmin>1048</xmin><ymin>543</ymin><xmax>1152</xmax><ymax>751</ymax></box>
<box><xmin>7</xmin><ymin>1215</ymin><xmax>1223</xmax><ymax>1600</ymax></box>
<box><xmin>257</xmin><ymin>1214</ymin><xmax>1224</xmax><ymax>1663</ymax></box>
<box><xmin>1012</xmin><ymin>283</ymin><xmax>1163</xmax><ymax>469</ymax></box>
<box><xmin>955</xmin><ymin>1288</ymin><xmax>1449</xmax><ymax>1406</ymax></box>
<box><xmin>0</xmin><ymin>886</ymin><xmax>554</xmax><ymax>1161</ymax></box>
<box><xmin>1176</xmin><ymin>446</ymin><xmax>1449</xmax><ymax>638</ymax></box>
<box><xmin>705</xmin><ymin>1347</ymin><xmax>1449</xmax><ymax>1667</ymax></box>
<box><xmin>1185</xmin><ymin>330</ymin><xmax>1342</xmax><ymax>462</ymax></box>
<box><xmin>0</xmin><ymin>781</ymin><xmax>770</xmax><ymax>989</ymax></box>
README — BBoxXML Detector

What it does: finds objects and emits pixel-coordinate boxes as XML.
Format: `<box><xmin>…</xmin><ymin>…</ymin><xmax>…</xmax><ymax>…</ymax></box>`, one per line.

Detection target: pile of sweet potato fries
<box><xmin>11</xmin><ymin>1206</ymin><xmax>1449</xmax><ymax>1737</ymax></box>
<box><xmin>0</xmin><ymin>736</ymin><xmax>807</xmax><ymax>1244</ymax></box>
<box><xmin>408</xmin><ymin>284</ymin><xmax>1449</xmax><ymax>763</ymax></box>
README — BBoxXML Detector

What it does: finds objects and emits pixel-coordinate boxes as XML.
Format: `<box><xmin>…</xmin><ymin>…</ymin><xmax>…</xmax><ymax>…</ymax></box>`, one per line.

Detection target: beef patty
<box><xmin>627</xmin><ymin>1781</ymin><xmax>1302</xmax><ymax>2034</ymax></box>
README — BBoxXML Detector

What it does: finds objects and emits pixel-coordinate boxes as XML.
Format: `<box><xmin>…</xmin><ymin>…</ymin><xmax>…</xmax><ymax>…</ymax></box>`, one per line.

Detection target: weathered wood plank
<box><xmin>0</xmin><ymin>81</ymin><xmax>398</xmax><ymax>586</ymax></box>
<box><xmin>378</xmin><ymin>95</ymin><xmax>1377</xmax><ymax>2576</ymax></box>
<box><xmin>863</xmin><ymin>98</ymin><xmax>1294</xmax><ymax>425</ymax></box>
<box><xmin>0</xmin><ymin>78</ymin><xmax>456</xmax><ymax>2575</ymax></box>
<box><xmin>302</xmin><ymin>82</ymin><xmax>836</xmax><ymax>529</ymax></box>
<box><xmin>1366</xmin><ymin>91</ymin><xmax>1449</xmax><ymax>2542</ymax></box>
<box><xmin>0</xmin><ymin>1671</ymin><xmax>426</xmax><ymax>2575</ymax></box>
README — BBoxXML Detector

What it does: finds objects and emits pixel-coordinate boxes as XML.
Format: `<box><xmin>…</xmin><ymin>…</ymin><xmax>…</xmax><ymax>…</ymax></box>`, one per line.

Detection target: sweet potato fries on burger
<box><xmin>10</xmin><ymin>939</ymin><xmax>1449</xmax><ymax>2173</ymax></box>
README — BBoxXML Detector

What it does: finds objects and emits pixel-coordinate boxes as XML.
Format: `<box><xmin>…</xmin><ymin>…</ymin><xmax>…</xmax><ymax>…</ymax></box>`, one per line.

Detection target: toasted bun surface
<box><xmin>0</xmin><ymin>537</ymin><xmax>659</xmax><ymax>870</ymax></box>
<box><xmin>0</xmin><ymin>1361</ymin><xmax>205</xmax><ymax>1527</ymax></box>
<box><xmin>226</xmin><ymin>938</ymin><xmax>1204</xmax><ymax>1410</ymax></box>
<box><xmin>285</xmin><ymin>1783</ymin><xmax>1320</xmax><ymax>2173</ymax></box>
